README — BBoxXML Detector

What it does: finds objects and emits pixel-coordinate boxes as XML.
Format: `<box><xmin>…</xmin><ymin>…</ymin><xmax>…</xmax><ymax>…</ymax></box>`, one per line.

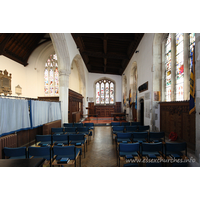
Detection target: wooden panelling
<box><xmin>91</xmin><ymin>102</ymin><xmax>121</xmax><ymax>117</ymax></box>
<box><xmin>68</xmin><ymin>89</ymin><xmax>83</xmax><ymax>123</ymax></box>
<box><xmin>160</xmin><ymin>101</ymin><xmax>195</xmax><ymax>150</ymax></box>
<box><xmin>43</xmin><ymin>120</ymin><xmax>61</xmax><ymax>135</ymax></box>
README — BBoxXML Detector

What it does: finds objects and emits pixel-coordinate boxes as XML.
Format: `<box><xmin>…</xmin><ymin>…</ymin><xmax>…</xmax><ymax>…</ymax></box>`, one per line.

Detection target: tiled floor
<box><xmin>81</xmin><ymin>126</ymin><xmax>118</xmax><ymax>167</ymax></box>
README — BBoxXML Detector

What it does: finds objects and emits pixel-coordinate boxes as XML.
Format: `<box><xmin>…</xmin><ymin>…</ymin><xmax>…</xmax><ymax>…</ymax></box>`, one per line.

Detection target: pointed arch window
<box><xmin>190</xmin><ymin>33</ymin><xmax>195</xmax><ymax>72</ymax></box>
<box><xmin>95</xmin><ymin>79</ymin><xmax>115</xmax><ymax>105</ymax></box>
<box><xmin>44</xmin><ymin>54</ymin><xmax>59</xmax><ymax>96</ymax></box>
<box><xmin>165</xmin><ymin>33</ymin><xmax>172</xmax><ymax>101</ymax></box>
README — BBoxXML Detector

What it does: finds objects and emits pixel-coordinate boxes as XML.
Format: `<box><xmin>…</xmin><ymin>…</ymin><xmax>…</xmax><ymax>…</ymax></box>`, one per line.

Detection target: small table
<box><xmin>0</xmin><ymin>158</ymin><xmax>45</xmax><ymax>167</ymax></box>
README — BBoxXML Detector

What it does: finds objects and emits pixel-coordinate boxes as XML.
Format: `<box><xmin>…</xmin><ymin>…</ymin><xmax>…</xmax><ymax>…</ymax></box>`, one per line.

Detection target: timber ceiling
<box><xmin>71</xmin><ymin>33</ymin><xmax>144</xmax><ymax>75</ymax></box>
<box><xmin>0</xmin><ymin>33</ymin><xmax>144</xmax><ymax>75</ymax></box>
<box><xmin>0</xmin><ymin>33</ymin><xmax>50</xmax><ymax>66</ymax></box>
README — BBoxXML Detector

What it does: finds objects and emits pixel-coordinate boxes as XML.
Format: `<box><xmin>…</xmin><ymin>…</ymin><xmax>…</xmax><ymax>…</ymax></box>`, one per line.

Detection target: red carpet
<box><xmin>83</xmin><ymin>117</ymin><xmax>127</xmax><ymax>124</ymax></box>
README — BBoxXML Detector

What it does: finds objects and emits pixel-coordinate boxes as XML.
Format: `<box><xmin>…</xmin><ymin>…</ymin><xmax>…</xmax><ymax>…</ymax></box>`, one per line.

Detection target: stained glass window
<box><xmin>95</xmin><ymin>79</ymin><xmax>115</xmax><ymax>105</ymax></box>
<box><xmin>165</xmin><ymin>34</ymin><xmax>172</xmax><ymax>101</ymax></box>
<box><xmin>44</xmin><ymin>53</ymin><xmax>59</xmax><ymax>96</ymax></box>
<box><xmin>190</xmin><ymin>33</ymin><xmax>195</xmax><ymax>72</ymax></box>
<box><xmin>176</xmin><ymin>33</ymin><xmax>184</xmax><ymax>101</ymax></box>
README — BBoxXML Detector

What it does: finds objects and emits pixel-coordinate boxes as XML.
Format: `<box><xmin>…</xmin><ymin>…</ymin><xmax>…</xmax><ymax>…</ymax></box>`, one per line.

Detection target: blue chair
<box><xmin>35</xmin><ymin>135</ymin><xmax>52</xmax><ymax>146</ymax></box>
<box><xmin>69</xmin><ymin>134</ymin><xmax>87</xmax><ymax>158</ymax></box>
<box><xmin>63</xmin><ymin>123</ymin><xmax>73</xmax><ymax>127</ymax></box>
<box><xmin>3</xmin><ymin>147</ymin><xmax>27</xmax><ymax>159</ymax></box>
<box><xmin>64</xmin><ymin>127</ymin><xmax>77</xmax><ymax>134</ymax></box>
<box><xmin>112</xmin><ymin>126</ymin><xmax>124</xmax><ymax>141</ymax></box>
<box><xmin>125</xmin><ymin>126</ymin><xmax>138</xmax><ymax>133</ymax></box>
<box><xmin>28</xmin><ymin>146</ymin><xmax>51</xmax><ymax>166</ymax></box>
<box><xmin>131</xmin><ymin>122</ymin><xmax>141</xmax><ymax>126</ymax></box>
<box><xmin>132</xmin><ymin>132</ymin><xmax>148</xmax><ymax>143</ymax></box>
<box><xmin>116</xmin><ymin>133</ymin><xmax>132</xmax><ymax>144</ymax></box>
<box><xmin>121</xmin><ymin>122</ymin><xmax>131</xmax><ymax>126</ymax></box>
<box><xmin>52</xmin><ymin>146</ymin><xmax>81</xmax><ymax>167</ymax></box>
<box><xmin>84</xmin><ymin>123</ymin><xmax>95</xmax><ymax>137</ymax></box>
<box><xmin>141</xmin><ymin>142</ymin><xmax>163</xmax><ymax>160</ymax></box>
<box><xmin>51</xmin><ymin>128</ymin><xmax>64</xmax><ymax>135</ymax></box>
<box><xmin>73</xmin><ymin>123</ymin><xmax>83</xmax><ymax>127</ymax></box>
<box><xmin>164</xmin><ymin>142</ymin><xmax>187</xmax><ymax>160</ymax></box>
<box><xmin>52</xmin><ymin>134</ymin><xmax>69</xmax><ymax>146</ymax></box>
<box><xmin>77</xmin><ymin>127</ymin><xmax>92</xmax><ymax>141</ymax></box>
<box><xmin>149</xmin><ymin>132</ymin><xmax>165</xmax><ymax>143</ymax></box>
<box><xmin>118</xmin><ymin>143</ymin><xmax>140</xmax><ymax>167</ymax></box>
<box><xmin>111</xmin><ymin>122</ymin><xmax>120</xmax><ymax>127</ymax></box>
<box><xmin>172</xmin><ymin>163</ymin><xmax>188</xmax><ymax>167</ymax></box>
<box><xmin>138</xmin><ymin>125</ymin><xmax>150</xmax><ymax>132</ymax></box>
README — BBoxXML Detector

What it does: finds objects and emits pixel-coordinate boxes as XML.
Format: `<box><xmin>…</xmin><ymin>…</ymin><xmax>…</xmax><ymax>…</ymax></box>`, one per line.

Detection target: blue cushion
<box><xmin>171</xmin><ymin>154</ymin><xmax>181</xmax><ymax>159</ymax></box>
<box><xmin>125</xmin><ymin>154</ymin><xmax>134</xmax><ymax>159</ymax></box>
<box><xmin>148</xmin><ymin>154</ymin><xmax>157</xmax><ymax>159</ymax></box>
<box><xmin>76</xmin><ymin>143</ymin><xmax>82</xmax><ymax>146</ymax></box>
<box><xmin>119</xmin><ymin>151</ymin><xmax>138</xmax><ymax>157</ymax></box>
<box><xmin>142</xmin><ymin>151</ymin><xmax>160</xmax><ymax>156</ymax></box>
<box><xmin>9</xmin><ymin>156</ymin><xmax>26</xmax><ymax>159</ymax></box>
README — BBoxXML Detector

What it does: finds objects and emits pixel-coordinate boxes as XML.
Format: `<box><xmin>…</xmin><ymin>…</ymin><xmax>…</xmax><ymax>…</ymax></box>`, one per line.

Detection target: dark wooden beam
<box><xmin>81</xmin><ymin>50</ymin><xmax>128</xmax><ymax>60</ymax></box>
<box><xmin>73</xmin><ymin>33</ymin><xmax>135</xmax><ymax>42</ymax></box>
<box><xmin>0</xmin><ymin>33</ymin><xmax>14</xmax><ymax>55</ymax></box>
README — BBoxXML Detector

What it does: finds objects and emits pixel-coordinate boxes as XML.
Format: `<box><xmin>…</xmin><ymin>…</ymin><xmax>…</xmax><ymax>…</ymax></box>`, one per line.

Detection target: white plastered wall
<box><xmin>122</xmin><ymin>33</ymin><xmax>154</xmax><ymax>127</ymax></box>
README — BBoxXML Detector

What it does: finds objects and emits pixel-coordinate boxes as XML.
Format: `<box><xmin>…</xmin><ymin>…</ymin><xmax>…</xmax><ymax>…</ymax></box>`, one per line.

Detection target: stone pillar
<box><xmin>171</xmin><ymin>33</ymin><xmax>176</xmax><ymax>101</ymax></box>
<box><xmin>183</xmin><ymin>33</ymin><xmax>190</xmax><ymax>100</ymax></box>
<box><xmin>195</xmin><ymin>33</ymin><xmax>200</xmax><ymax>162</ymax></box>
<box><xmin>50</xmin><ymin>33</ymin><xmax>71</xmax><ymax>125</ymax></box>
<box><xmin>59</xmin><ymin>69</ymin><xmax>70</xmax><ymax>124</ymax></box>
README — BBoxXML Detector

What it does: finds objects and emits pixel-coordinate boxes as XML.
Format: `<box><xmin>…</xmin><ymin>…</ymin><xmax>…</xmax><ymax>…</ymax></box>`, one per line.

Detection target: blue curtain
<box><xmin>30</xmin><ymin>100</ymin><xmax>61</xmax><ymax>128</ymax></box>
<box><xmin>0</xmin><ymin>98</ymin><xmax>31</xmax><ymax>136</ymax></box>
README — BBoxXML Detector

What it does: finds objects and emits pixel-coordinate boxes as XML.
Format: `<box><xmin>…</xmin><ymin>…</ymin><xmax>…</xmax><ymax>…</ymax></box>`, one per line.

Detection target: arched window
<box><xmin>164</xmin><ymin>33</ymin><xmax>195</xmax><ymax>102</ymax></box>
<box><xmin>44</xmin><ymin>54</ymin><xmax>59</xmax><ymax>96</ymax></box>
<box><xmin>176</xmin><ymin>33</ymin><xmax>184</xmax><ymax>101</ymax></box>
<box><xmin>190</xmin><ymin>33</ymin><xmax>195</xmax><ymax>72</ymax></box>
<box><xmin>95</xmin><ymin>79</ymin><xmax>115</xmax><ymax>104</ymax></box>
<box><xmin>165</xmin><ymin>33</ymin><xmax>171</xmax><ymax>101</ymax></box>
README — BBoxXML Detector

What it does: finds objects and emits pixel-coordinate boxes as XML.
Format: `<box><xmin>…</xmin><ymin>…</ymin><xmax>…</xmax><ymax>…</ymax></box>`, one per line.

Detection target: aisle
<box><xmin>81</xmin><ymin>126</ymin><xmax>117</xmax><ymax>167</ymax></box>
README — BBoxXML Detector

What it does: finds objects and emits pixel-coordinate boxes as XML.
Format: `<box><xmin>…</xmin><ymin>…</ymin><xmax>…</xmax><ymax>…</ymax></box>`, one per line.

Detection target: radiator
<box><xmin>0</xmin><ymin>134</ymin><xmax>17</xmax><ymax>159</ymax></box>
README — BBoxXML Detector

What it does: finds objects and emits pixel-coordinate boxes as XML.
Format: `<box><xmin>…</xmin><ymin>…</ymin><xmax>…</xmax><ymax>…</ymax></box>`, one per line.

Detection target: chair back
<box><xmin>111</xmin><ymin>122</ymin><xmax>121</xmax><ymax>126</ymax></box>
<box><xmin>131</xmin><ymin>122</ymin><xmax>141</xmax><ymax>126</ymax></box>
<box><xmin>138</xmin><ymin>125</ymin><xmax>150</xmax><ymax>132</ymax></box>
<box><xmin>64</xmin><ymin>127</ymin><xmax>77</xmax><ymax>133</ymax></box>
<box><xmin>117</xmin><ymin>133</ymin><xmax>132</xmax><ymax>139</ymax></box>
<box><xmin>119</xmin><ymin>143</ymin><xmax>140</xmax><ymax>153</ymax></box>
<box><xmin>3</xmin><ymin>147</ymin><xmax>27</xmax><ymax>158</ymax></box>
<box><xmin>77</xmin><ymin>127</ymin><xmax>89</xmax><ymax>133</ymax></box>
<box><xmin>132</xmin><ymin>132</ymin><xmax>148</xmax><ymax>141</ymax></box>
<box><xmin>69</xmin><ymin>134</ymin><xmax>85</xmax><ymax>141</ymax></box>
<box><xmin>125</xmin><ymin>126</ymin><xmax>138</xmax><ymax>132</ymax></box>
<box><xmin>142</xmin><ymin>142</ymin><xmax>163</xmax><ymax>152</ymax></box>
<box><xmin>36</xmin><ymin>135</ymin><xmax>52</xmax><ymax>142</ymax></box>
<box><xmin>28</xmin><ymin>146</ymin><xmax>51</xmax><ymax>158</ymax></box>
<box><xmin>53</xmin><ymin>146</ymin><xmax>76</xmax><ymax>160</ymax></box>
<box><xmin>51</xmin><ymin>128</ymin><xmax>64</xmax><ymax>134</ymax></box>
<box><xmin>63</xmin><ymin>123</ymin><xmax>73</xmax><ymax>127</ymax></box>
<box><xmin>149</xmin><ymin>132</ymin><xmax>165</xmax><ymax>142</ymax></box>
<box><xmin>165</xmin><ymin>142</ymin><xmax>187</xmax><ymax>155</ymax></box>
<box><xmin>121</xmin><ymin>122</ymin><xmax>131</xmax><ymax>126</ymax></box>
<box><xmin>84</xmin><ymin>123</ymin><xmax>94</xmax><ymax>127</ymax></box>
<box><xmin>112</xmin><ymin>126</ymin><xmax>124</xmax><ymax>132</ymax></box>
<box><xmin>73</xmin><ymin>123</ymin><xmax>83</xmax><ymax>127</ymax></box>
<box><xmin>53</xmin><ymin>134</ymin><xmax>68</xmax><ymax>142</ymax></box>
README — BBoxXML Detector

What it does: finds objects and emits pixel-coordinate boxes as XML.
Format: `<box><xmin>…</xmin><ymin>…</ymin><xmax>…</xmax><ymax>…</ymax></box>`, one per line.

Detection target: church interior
<box><xmin>0</xmin><ymin>32</ymin><xmax>199</xmax><ymax>169</ymax></box>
